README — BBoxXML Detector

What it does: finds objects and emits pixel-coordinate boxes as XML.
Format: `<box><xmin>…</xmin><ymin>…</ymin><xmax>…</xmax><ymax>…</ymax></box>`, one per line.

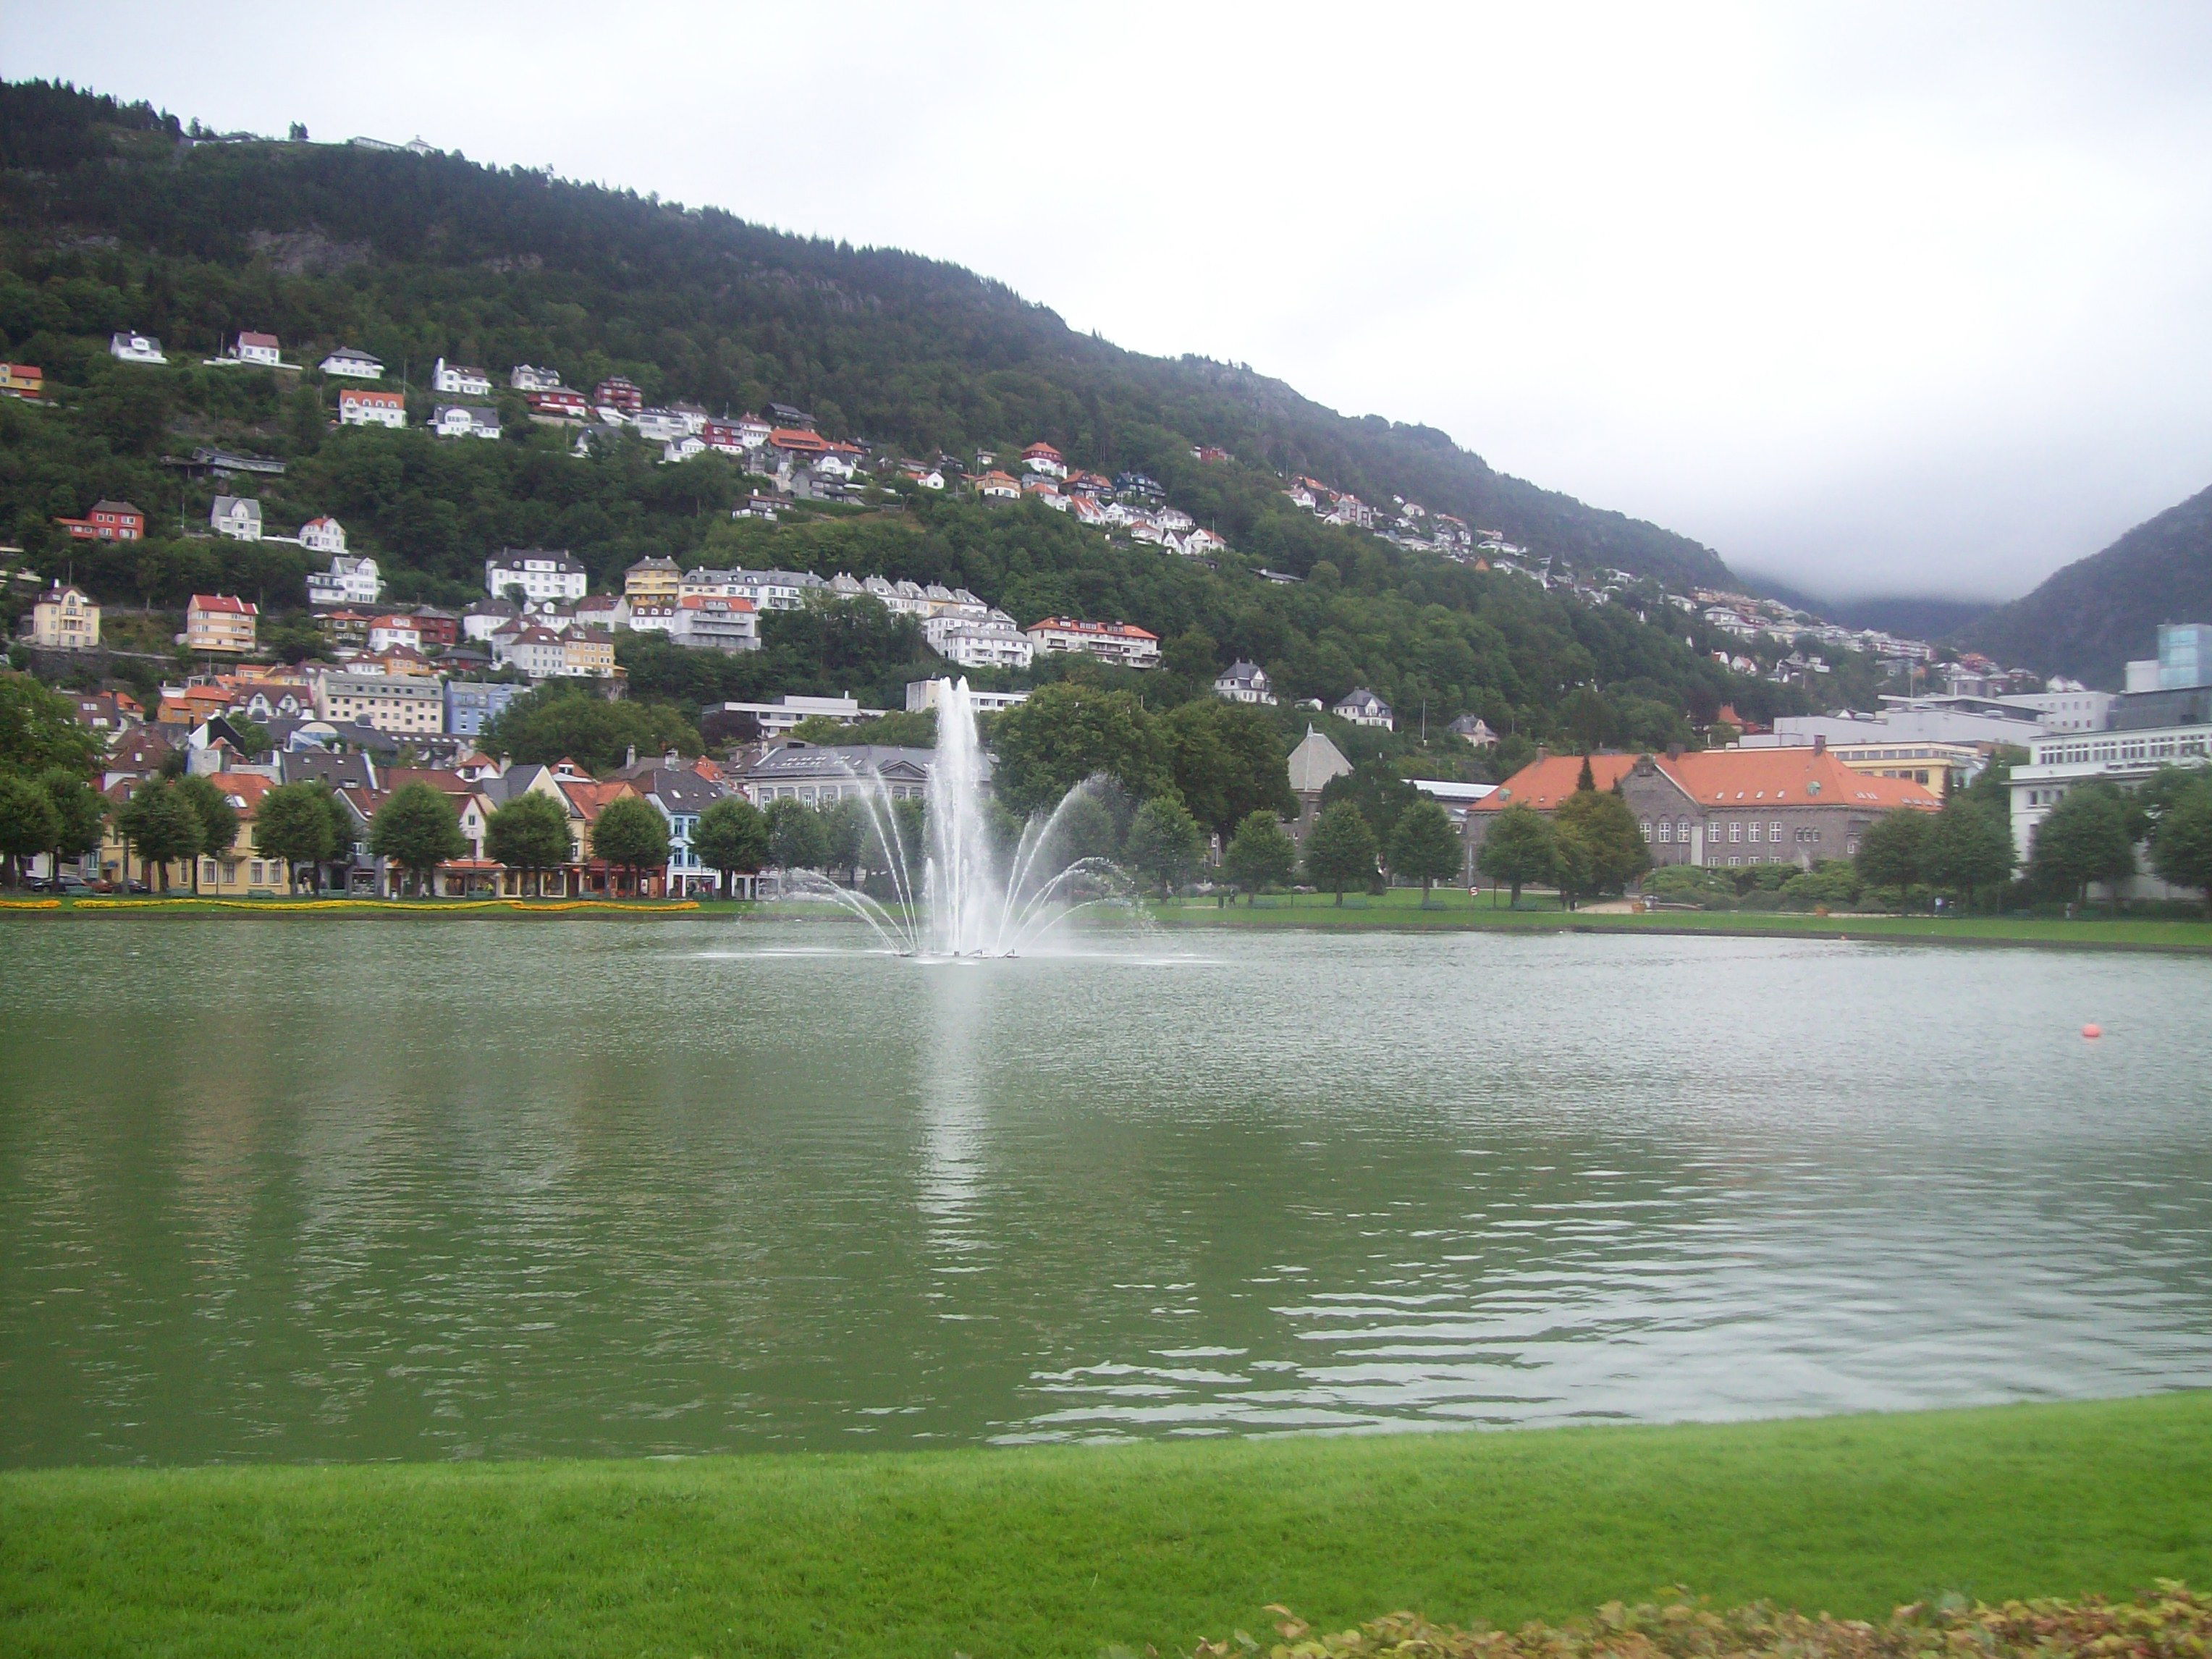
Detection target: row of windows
<box><xmin>1639</xmin><ymin>818</ymin><xmax>1801</xmax><ymax>843</ymax></box>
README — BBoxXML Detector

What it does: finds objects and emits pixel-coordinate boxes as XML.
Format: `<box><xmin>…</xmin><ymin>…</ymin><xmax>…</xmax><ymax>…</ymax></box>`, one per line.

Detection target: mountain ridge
<box><xmin>1953</xmin><ymin>484</ymin><xmax>2212</xmax><ymax>687</ymax></box>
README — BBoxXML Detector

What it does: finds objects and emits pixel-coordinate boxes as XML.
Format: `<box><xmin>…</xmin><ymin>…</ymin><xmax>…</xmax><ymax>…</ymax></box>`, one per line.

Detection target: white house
<box><xmin>1023</xmin><ymin>616</ymin><xmax>1161</xmax><ymax>670</ymax></box>
<box><xmin>321</xmin><ymin>347</ymin><xmax>384</xmax><ymax>379</ymax></box>
<box><xmin>433</xmin><ymin>357</ymin><xmax>493</xmax><ymax>397</ymax></box>
<box><xmin>490</xmin><ymin>622</ymin><xmax>570</xmax><ymax>680</ymax></box>
<box><xmin>307</xmin><ymin>554</ymin><xmax>383</xmax><ymax>608</ymax></box>
<box><xmin>230</xmin><ymin>331</ymin><xmax>283</xmax><ymax>366</ymax></box>
<box><xmin>484</xmin><ymin>551</ymin><xmax>588</xmax><ymax>604</ymax></box>
<box><xmin>1333</xmin><ymin>688</ymin><xmax>1394</xmax><ymax>729</ymax></box>
<box><xmin>634</xmin><ymin>408</ymin><xmax>693</xmax><ymax>443</ymax></box>
<box><xmin>367</xmin><ymin>615</ymin><xmax>423</xmax><ymax>654</ymax></box>
<box><xmin>1215</xmin><ymin>661</ymin><xmax>1276</xmax><ymax>705</ymax></box>
<box><xmin>1183</xmin><ymin>527</ymin><xmax>1229</xmax><ymax>557</ymax></box>
<box><xmin>431</xmin><ymin>404</ymin><xmax>501</xmax><ymax>440</ymax></box>
<box><xmin>628</xmin><ymin>602</ymin><xmax>677</xmax><ymax>634</ymax></box>
<box><xmin>110</xmin><ymin>331</ymin><xmax>166</xmax><ymax>364</ymax></box>
<box><xmin>337</xmin><ymin>387</ymin><xmax>406</xmax><ymax>428</ymax></box>
<box><xmin>297</xmin><ymin>516</ymin><xmax>347</xmax><ymax>556</ymax></box>
<box><xmin>211</xmin><ymin>495</ymin><xmax>263</xmax><ymax>540</ymax></box>
<box><xmin>924</xmin><ymin>614</ymin><xmax>1034</xmax><ymax>671</ymax></box>
<box><xmin>662</xmin><ymin>433</ymin><xmax>708</xmax><ymax>463</ymax></box>
<box><xmin>1021</xmin><ymin>440</ymin><xmax>1066</xmax><ymax>478</ymax></box>
<box><xmin>509</xmin><ymin>363</ymin><xmax>563</xmax><ymax>392</ymax></box>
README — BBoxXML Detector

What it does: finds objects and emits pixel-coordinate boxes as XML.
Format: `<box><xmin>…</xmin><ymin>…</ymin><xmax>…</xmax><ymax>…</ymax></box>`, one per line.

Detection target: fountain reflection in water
<box><xmin>778</xmin><ymin>677</ymin><xmax>1137</xmax><ymax>958</ymax></box>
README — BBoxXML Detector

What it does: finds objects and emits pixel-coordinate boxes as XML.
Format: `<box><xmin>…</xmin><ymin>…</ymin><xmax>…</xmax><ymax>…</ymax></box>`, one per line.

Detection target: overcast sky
<box><xmin>9</xmin><ymin>3</ymin><xmax>2212</xmax><ymax>603</ymax></box>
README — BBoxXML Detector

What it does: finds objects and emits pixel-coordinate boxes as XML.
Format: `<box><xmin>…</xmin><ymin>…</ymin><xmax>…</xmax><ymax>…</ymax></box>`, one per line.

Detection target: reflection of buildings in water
<box><xmin>917</xmin><ymin>966</ymin><xmax>992</xmax><ymax>1244</ymax></box>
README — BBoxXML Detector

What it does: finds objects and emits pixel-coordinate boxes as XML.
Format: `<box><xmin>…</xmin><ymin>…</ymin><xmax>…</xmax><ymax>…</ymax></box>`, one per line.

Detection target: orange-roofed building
<box><xmin>1467</xmin><ymin>745</ymin><xmax>1939</xmax><ymax>874</ymax></box>
<box><xmin>187</xmin><ymin>772</ymin><xmax>287</xmax><ymax>895</ymax></box>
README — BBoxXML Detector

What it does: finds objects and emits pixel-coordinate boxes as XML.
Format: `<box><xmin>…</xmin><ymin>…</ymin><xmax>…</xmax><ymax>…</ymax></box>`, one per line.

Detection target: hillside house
<box><xmin>525</xmin><ymin>387</ymin><xmax>590</xmax><ymax>422</ymax></box>
<box><xmin>308</xmin><ymin>554</ymin><xmax>381</xmax><ymax>608</ymax></box>
<box><xmin>431</xmin><ymin>403</ymin><xmax>501</xmax><ymax>440</ymax></box>
<box><xmin>187</xmin><ymin>594</ymin><xmax>259</xmax><ymax>654</ymax></box>
<box><xmin>433</xmin><ymin>357</ymin><xmax>493</xmax><ymax>396</ymax></box>
<box><xmin>1021</xmin><ymin>440</ymin><xmax>1067</xmax><ymax>478</ymax></box>
<box><xmin>510</xmin><ymin>363</ymin><xmax>563</xmax><ymax>391</ymax></box>
<box><xmin>30</xmin><ymin>583</ymin><xmax>99</xmax><ymax>650</ymax></box>
<box><xmin>321</xmin><ymin>347</ymin><xmax>384</xmax><ymax>379</ymax></box>
<box><xmin>338</xmin><ymin>387</ymin><xmax>406</xmax><ymax>428</ymax></box>
<box><xmin>57</xmin><ymin>499</ymin><xmax>145</xmax><ymax>541</ymax></box>
<box><xmin>0</xmin><ymin>363</ymin><xmax>43</xmax><ymax>400</ymax></box>
<box><xmin>110</xmin><ymin>331</ymin><xmax>166</xmax><ymax>363</ymax></box>
<box><xmin>1023</xmin><ymin>616</ymin><xmax>1161</xmax><ymax>670</ymax></box>
<box><xmin>298</xmin><ymin>516</ymin><xmax>347</xmax><ymax>555</ymax></box>
<box><xmin>484</xmin><ymin>551</ymin><xmax>588</xmax><ymax>603</ymax></box>
<box><xmin>1215</xmin><ymin>661</ymin><xmax>1276</xmax><ymax>705</ymax></box>
<box><xmin>211</xmin><ymin>495</ymin><xmax>263</xmax><ymax>540</ymax></box>
<box><xmin>593</xmin><ymin>376</ymin><xmax>644</xmax><ymax>418</ymax></box>
<box><xmin>1333</xmin><ymin>688</ymin><xmax>1393</xmax><ymax>729</ymax></box>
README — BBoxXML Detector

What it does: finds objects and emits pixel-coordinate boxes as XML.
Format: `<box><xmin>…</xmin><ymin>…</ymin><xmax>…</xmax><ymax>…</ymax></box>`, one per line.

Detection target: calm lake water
<box><xmin>2</xmin><ymin>917</ymin><xmax>2208</xmax><ymax>1466</ymax></box>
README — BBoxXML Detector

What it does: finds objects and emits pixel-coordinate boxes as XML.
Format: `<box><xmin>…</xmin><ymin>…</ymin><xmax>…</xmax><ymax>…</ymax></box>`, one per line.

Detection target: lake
<box><xmin>2</xmin><ymin>917</ymin><xmax>2208</xmax><ymax>1466</ymax></box>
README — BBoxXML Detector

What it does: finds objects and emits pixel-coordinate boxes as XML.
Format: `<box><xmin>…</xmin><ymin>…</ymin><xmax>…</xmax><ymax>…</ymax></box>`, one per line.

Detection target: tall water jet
<box><xmin>773</xmin><ymin>677</ymin><xmax>1136</xmax><ymax>958</ymax></box>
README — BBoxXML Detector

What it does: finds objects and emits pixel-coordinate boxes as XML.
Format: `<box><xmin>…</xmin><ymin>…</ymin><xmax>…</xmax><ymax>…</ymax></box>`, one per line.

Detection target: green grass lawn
<box><xmin>4</xmin><ymin>1394</ymin><xmax>2208</xmax><ymax>1658</ymax></box>
<box><xmin>1157</xmin><ymin>888</ymin><xmax>2212</xmax><ymax>952</ymax></box>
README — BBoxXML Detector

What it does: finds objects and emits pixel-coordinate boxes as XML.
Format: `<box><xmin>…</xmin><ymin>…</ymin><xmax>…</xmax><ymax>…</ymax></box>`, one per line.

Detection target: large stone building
<box><xmin>1286</xmin><ymin>725</ymin><xmax>1354</xmax><ymax>840</ymax></box>
<box><xmin>1466</xmin><ymin>746</ymin><xmax>1940</xmax><ymax>874</ymax></box>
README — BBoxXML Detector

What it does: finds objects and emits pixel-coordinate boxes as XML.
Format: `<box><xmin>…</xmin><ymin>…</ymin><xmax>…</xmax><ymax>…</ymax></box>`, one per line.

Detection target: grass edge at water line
<box><xmin>4</xmin><ymin>1393</ymin><xmax>2210</xmax><ymax>1658</ymax></box>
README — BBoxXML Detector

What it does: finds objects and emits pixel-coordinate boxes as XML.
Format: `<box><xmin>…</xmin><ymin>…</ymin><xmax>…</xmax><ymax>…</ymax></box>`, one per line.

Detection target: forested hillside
<box><xmin>0</xmin><ymin>80</ymin><xmax>1849</xmax><ymax>762</ymax></box>
<box><xmin>1956</xmin><ymin>484</ymin><xmax>2212</xmax><ymax>687</ymax></box>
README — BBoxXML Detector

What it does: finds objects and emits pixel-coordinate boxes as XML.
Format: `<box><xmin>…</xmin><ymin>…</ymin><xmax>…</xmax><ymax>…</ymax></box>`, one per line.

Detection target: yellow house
<box><xmin>623</xmin><ymin>555</ymin><xmax>680</xmax><ymax>603</ymax></box>
<box><xmin>31</xmin><ymin>583</ymin><xmax>99</xmax><ymax>649</ymax></box>
<box><xmin>1824</xmin><ymin>740</ymin><xmax>1982</xmax><ymax>801</ymax></box>
<box><xmin>564</xmin><ymin>627</ymin><xmax>617</xmax><ymax>677</ymax></box>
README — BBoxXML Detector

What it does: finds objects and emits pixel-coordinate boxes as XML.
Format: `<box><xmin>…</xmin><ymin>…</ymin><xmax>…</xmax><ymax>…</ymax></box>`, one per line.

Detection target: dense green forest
<box><xmin>0</xmin><ymin>79</ymin><xmax>1865</xmax><ymax>771</ymax></box>
<box><xmin>1956</xmin><ymin>484</ymin><xmax>2212</xmax><ymax>688</ymax></box>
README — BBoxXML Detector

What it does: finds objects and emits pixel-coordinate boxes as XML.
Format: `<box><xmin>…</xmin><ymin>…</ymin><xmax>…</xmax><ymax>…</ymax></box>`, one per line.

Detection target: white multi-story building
<box><xmin>110</xmin><ymin>331</ymin><xmax>166</xmax><ymax>364</ymax></box>
<box><xmin>433</xmin><ymin>357</ymin><xmax>493</xmax><ymax>397</ymax></box>
<box><xmin>923</xmin><ymin>613</ymin><xmax>1033</xmax><ymax>671</ymax></box>
<box><xmin>298</xmin><ymin>516</ymin><xmax>347</xmax><ymax>556</ymax></box>
<box><xmin>2006</xmin><ymin>719</ymin><xmax>2212</xmax><ymax>865</ymax></box>
<box><xmin>668</xmin><ymin>595</ymin><xmax>761</xmax><ymax>652</ymax></box>
<box><xmin>2004</xmin><ymin>685</ymin><xmax>2117</xmax><ymax>733</ymax></box>
<box><xmin>490</xmin><ymin>622</ymin><xmax>570</xmax><ymax>680</ymax></box>
<box><xmin>713</xmin><ymin>693</ymin><xmax>881</xmax><ymax>738</ymax></box>
<box><xmin>905</xmin><ymin>680</ymin><xmax>1029</xmax><ymax>715</ymax></box>
<box><xmin>307</xmin><ymin>554</ymin><xmax>383</xmax><ymax>608</ymax></box>
<box><xmin>679</xmin><ymin>567</ymin><xmax>824</xmax><ymax>612</ymax></box>
<box><xmin>1021</xmin><ymin>616</ymin><xmax>1160</xmax><ymax>670</ymax></box>
<box><xmin>30</xmin><ymin>583</ymin><xmax>99</xmax><ymax>650</ymax></box>
<box><xmin>510</xmin><ymin>363</ymin><xmax>563</xmax><ymax>392</ymax></box>
<box><xmin>232</xmin><ymin>331</ymin><xmax>283</xmax><ymax>366</ymax></box>
<box><xmin>316</xmin><ymin>672</ymin><xmax>446</xmax><ymax>735</ymax></box>
<box><xmin>211</xmin><ymin>495</ymin><xmax>263</xmax><ymax>540</ymax></box>
<box><xmin>484</xmin><ymin>551</ymin><xmax>588</xmax><ymax>604</ymax></box>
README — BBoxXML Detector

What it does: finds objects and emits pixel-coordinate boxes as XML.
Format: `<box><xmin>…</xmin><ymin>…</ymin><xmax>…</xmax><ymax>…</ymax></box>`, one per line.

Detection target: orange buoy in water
<box><xmin>2082</xmin><ymin>1023</ymin><xmax>2103</xmax><ymax>1039</ymax></box>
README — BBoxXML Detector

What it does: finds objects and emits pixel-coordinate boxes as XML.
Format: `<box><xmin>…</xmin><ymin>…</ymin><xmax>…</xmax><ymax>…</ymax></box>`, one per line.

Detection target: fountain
<box><xmin>776</xmin><ymin>677</ymin><xmax>1137</xmax><ymax>958</ymax></box>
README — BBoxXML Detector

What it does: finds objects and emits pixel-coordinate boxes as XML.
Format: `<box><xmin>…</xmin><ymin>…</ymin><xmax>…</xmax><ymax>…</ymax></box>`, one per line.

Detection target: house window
<box><xmin>1639</xmin><ymin>819</ymin><xmax>1652</xmax><ymax>841</ymax></box>
<box><xmin>1729</xmin><ymin>822</ymin><xmax>1742</xmax><ymax>843</ymax></box>
<box><xmin>1770</xmin><ymin>821</ymin><xmax>1783</xmax><ymax>839</ymax></box>
<box><xmin>1747</xmin><ymin>822</ymin><xmax>1761</xmax><ymax>842</ymax></box>
<box><xmin>250</xmin><ymin>861</ymin><xmax>266</xmax><ymax>885</ymax></box>
<box><xmin>1846</xmin><ymin>837</ymin><xmax>1859</xmax><ymax>855</ymax></box>
<box><xmin>1727</xmin><ymin>856</ymin><xmax>1739</xmax><ymax>867</ymax></box>
<box><xmin>202</xmin><ymin>858</ymin><xmax>219</xmax><ymax>885</ymax></box>
<box><xmin>1679</xmin><ymin>821</ymin><xmax>1692</xmax><ymax>843</ymax></box>
<box><xmin>1657</xmin><ymin>819</ymin><xmax>1672</xmax><ymax>843</ymax></box>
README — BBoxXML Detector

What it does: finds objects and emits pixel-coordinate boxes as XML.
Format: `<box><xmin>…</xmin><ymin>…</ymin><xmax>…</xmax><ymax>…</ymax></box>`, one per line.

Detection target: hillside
<box><xmin>0</xmin><ymin>81</ymin><xmax>1734</xmax><ymax>591</ymax></box>
<box><xmin>0</xmin><ymin>81</ymin><xmax>1855</xmax><ymax>763</ymax></box>
<box><xmin>1955</xmin><ymin>484</ymin><xmax>2212</xmax><ymax>687</ymax></box>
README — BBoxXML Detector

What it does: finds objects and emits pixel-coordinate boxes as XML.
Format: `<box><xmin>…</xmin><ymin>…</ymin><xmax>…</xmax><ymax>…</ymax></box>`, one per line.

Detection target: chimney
<box><xmin>625</xmin><ymin>744</ymin><xmax>637</xmax><ymax>768</ymax></box>
<box><xmin>1813</xmin><ymin>733</ymin><xmax>1825</xmax><ymax>753</ymax></box>
<box><xmin>1667</xmin><ymin>743</ymin><xmax>1684</xmax><ymax>761</ymax></box>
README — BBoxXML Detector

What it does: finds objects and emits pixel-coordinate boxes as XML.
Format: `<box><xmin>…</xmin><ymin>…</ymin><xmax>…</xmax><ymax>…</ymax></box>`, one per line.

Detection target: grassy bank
<box><xmin>5</xmin><ymin>1393</ymin><xmax>2208</xmax><ymax>1658</ymax></box>
<box><xmin>0</xmin><ymin>895</ymin><xmax>749</xmax><ymax>917</ymax></box>
<box><xmin>1156</xmin><ymin>889</ymin><xmax>2212</xmax><ymax>953</ymax></box>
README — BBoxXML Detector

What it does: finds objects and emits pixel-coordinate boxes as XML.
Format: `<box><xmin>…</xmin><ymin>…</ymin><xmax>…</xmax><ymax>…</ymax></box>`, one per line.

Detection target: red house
<box><xmin>593</xmin><ymin>377</ymin><xmax>643</xmax><ymax>417</ymax></box>
<box><xmin>56</xmin><ymin>499</ymin><xmax>145</xmax><ymax>541</ymax></box>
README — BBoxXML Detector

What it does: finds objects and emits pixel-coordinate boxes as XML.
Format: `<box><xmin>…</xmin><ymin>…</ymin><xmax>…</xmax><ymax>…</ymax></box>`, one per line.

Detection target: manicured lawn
<box><xmin>2</xmin><ymin>895</ymin><xmax>754</xmax><ymax>917</ymax></box>
<box><xmin>1158</xmin><ymin>889</ymin><xmax>2212</xmax><ymax>952</ymax></box>
<box><xmin>4</xmin><ymin>1394</ymin><xmax>2208</xmax><ymax>1657</ymax></box>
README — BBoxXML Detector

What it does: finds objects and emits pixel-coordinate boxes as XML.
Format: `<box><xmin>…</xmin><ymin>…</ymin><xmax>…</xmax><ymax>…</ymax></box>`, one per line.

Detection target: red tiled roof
<box><xmin>207</xmin><ymin>772</ymin><xmax>275</xmax><ymax>813</ymax></box>
<box><xmin>190</xmin><ymin>594</ymin><xmax>258</xmax><ymax>615</ymax></box>
<box><xmin>1475</xmin><ymin>749</ymin><xmax>1941</xmax><ymax>814</ymax></box>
